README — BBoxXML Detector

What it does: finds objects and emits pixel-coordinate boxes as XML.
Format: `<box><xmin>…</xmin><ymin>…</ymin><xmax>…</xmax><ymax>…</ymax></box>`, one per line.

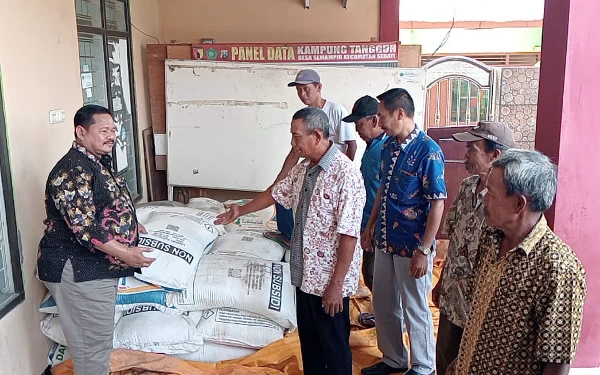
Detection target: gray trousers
<box><xmin>44</xmin><ymin>260</ymin><xmax>118</xmax><ymax>375</ymax></box>
<box><xmin>373</xmin><ymin>250</ymin><xmax>435</xmax><ymax>374</ymax></box>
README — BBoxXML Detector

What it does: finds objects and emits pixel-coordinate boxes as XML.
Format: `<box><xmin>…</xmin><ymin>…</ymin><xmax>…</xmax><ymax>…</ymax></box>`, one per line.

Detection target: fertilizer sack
<box><xmin>115</xmin><ymin>277</ymin><xmax>181</xmax><ymax>314</ymax></box>
<box><xmin>186</xmin><ymin>197</ymin><xmax>225</xmax><ymax>215</ymax></box>
<box><xmin>135</xmin><ymin>212</ymin><xmax>219</xmax><ymax>290</ymax></box>
<box><xmin>196</xmin><ymin>307</ymin><xmax>285</xmax><ymax>349</ymax></box>
<box><xmin>173</xmin><ymin>342</ymin><xmax>257</xmax><ymax>363</ymax></box>
<box><xmin>207</xmin><ymin>232</ymin><xmax>285</xmax><ymax>262</ymax></box>
<box><xmin>136</xmin><ymin>205</ymin><xmax>226</xmax><ymax>235</ymax></box>
<box><xmin>47</xmin><ymin>343</ymin><xmax>70</xmax><ymax>367</ymax></box>
<box><xmin>113</xmin><ymin>305</ymin><xmax>203</xmax><ymax>354</ymax></box>
<box><xmin>168</xmin><ymin>254</ymin><xmax>296</xmax><ymax>328</ymax></box>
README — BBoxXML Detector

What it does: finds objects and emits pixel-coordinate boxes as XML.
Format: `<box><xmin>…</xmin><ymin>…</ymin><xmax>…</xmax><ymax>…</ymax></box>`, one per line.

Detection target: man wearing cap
<box><xmin>265</xmin><ymin>69</ymin><xmax>357</xmax><ymax>249</ymax></box>
<box><xmin>431</xmin><ymin>121</ymin><xmax>516</xmax><ymax>375</ymax></box>
<box><xmin>343</xmin><ymin>95</ymin><xmax>388</xmax><ymax>328</ymax></box>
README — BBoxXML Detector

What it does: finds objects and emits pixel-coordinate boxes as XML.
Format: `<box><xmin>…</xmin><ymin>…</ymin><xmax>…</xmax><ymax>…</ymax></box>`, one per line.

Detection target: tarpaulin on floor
<box><xmin>51</xmin><ymin>264</ymin><xmax>442</xmax><ymax>375</ymax></box>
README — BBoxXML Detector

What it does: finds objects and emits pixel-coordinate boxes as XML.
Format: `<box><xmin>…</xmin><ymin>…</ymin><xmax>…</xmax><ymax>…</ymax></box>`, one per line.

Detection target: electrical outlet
<box><xmin>49</xmin><ymin>109</ymin><xmax>66</xmax><ymax>124</ymax></box>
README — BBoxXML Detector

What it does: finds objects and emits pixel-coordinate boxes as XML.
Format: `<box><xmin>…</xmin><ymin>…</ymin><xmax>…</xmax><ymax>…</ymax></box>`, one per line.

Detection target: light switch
<box><xmin>49</xmin><ymin>109</ymin><xmax>66</xmax><ymax>125</ymax></box>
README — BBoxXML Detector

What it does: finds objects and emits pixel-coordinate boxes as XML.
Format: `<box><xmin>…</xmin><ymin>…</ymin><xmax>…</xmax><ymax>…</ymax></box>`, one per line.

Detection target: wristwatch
<box><xmin>418</xmin><ymin>244</ymin><xmax>431</xmax><ymax>256</ymax></box>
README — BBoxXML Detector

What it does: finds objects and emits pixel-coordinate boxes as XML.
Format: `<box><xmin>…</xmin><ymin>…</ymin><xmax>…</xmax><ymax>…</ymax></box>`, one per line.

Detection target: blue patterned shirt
<box><xmin>360</xmin><ymin>133</ymin><xmax>388</xmax><ymax>231</ymax></box>
<box><xmin>375</xmin><ymin>128</ymin><xmax>447</xmax><ymax>257</ymax></box>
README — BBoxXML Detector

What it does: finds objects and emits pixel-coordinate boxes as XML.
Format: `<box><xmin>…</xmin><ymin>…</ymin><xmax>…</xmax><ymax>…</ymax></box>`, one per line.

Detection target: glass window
<box><xmin>108</xmin><ymin>37</ymin><xmax>138</xmax><ymax>194</ymax></box>
<box><xmin>0</xmin><ymin>78</ymin><xmax>25</xmax><ymax>319</ymax></box>
<box><xmin>76</xmin><ymin>0</ymin><xmax>102</xmax><ymax>28</ymax></box>
<box><xmin>75</xmin><ymin>0</ymin><xmax>141</xmax><ymax>197</ymax></box>
<box><xmin>105</xmin><ymin>0</ymin><xmax>127</xmax><ymax>32</ymax></box>
<box><xmin>78</xmin><ymin>33</ymin><xmax>108</xmax><ymax>107</ymax></box>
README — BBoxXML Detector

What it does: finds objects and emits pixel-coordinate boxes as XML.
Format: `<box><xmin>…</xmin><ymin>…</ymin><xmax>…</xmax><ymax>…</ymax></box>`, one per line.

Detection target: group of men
<box><xmin>217</xmin><ymin>69</ymin><xmax>587</xmax><ymax>375</ymax></box>
<box><xmin>37</xmin><ymin>68</ymin><xmax>587</xmax><ymax>375</ymax></box>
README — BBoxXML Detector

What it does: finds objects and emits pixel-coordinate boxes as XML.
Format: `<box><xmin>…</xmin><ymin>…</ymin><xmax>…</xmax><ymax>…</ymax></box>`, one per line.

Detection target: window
<box><xmin>75</xmin><ymin>0</ymin><xmax>141</xmax><ymax>198</ymax></box>
<box><xmin>0</xmin><ymin>78</ymin><xmax>25</xmax><ymax>319</ymax></box>
<box><xmin>425</xmin><ymin>77</ymin><xmax>490</xmax><ymax>129</ymax></box>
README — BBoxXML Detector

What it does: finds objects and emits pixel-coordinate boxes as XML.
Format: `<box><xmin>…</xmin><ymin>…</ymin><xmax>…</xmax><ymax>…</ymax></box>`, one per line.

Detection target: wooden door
<box><xmin>427</xmin><ymin>126</ymin><xmax>474</xmax><ymax>240</ymax></box>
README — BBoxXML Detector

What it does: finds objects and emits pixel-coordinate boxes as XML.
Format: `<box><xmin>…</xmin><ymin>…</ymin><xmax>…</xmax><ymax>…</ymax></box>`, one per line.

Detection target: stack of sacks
<box><xmin>39</xmin><ymin>199</ymin><xmax>297</xmax><ymax>364</ymax></box>
<box><xmin>205</xmin><ymin>199</ymin><xmax>286</xmax><ymax>262</ymax></box>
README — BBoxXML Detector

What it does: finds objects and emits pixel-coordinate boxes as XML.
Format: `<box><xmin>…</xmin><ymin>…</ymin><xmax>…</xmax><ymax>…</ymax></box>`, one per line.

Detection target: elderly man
<box><xmin>362</xmin><ymin>88</ymin><xmax>446</xmax><ymax>375</ymax></box>
<box><xmin>217</xmin><ymin>107</ymin><xmax>365</xmax><ymax>375</ymax></box>
<box><xmin>37</xmin><ymin>105</ymin><xmax>155</xmax><ymax>375</ymax></box>
<box><xmin>432</xmin><ymin>121</ymin><xmax>516</xmax><ymax>375</ymax></box>
<box><xmin>265</xmin><ymin>69</ymin><xmax>357</xmax><ymax>249</ymax></box>
<box><xmin>342</xmin><ymin>95</ymin><xmax>388</xmax><ymax>327</ymax></box>
<box><xmin>446</xmin><ymin>149</ymin><xmax>587</xmax><ymax>375</ymax></box>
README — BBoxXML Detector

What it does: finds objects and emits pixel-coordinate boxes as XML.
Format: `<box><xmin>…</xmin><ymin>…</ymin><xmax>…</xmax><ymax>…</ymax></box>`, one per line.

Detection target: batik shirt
<box><xmin>38</xmin><ymin>142</ymin><xmax>140</xmax><ymax>283</ymax></box>
<box><xmin>455</xmin><ymin>216</ymin><xmax>587</xmax><ymax>375</ymax></box>
<box><xmin>438</xmin><ymin>175</ymin><xmax>487</xmax><ymax>328</ymax></box>
<box><xmin>360</xmin><ymin>133</ymin><xmax>388</xmax><ymax>231</ymax></box>
<box><xmin>374</xmin><ymin>128</ymin><xmax>447</xmax><ymax>257</ymax></box>
<box><xmin>272</xmin><ymin>144</ymin><xmax>366</xmax><ymax>297</ymax></box>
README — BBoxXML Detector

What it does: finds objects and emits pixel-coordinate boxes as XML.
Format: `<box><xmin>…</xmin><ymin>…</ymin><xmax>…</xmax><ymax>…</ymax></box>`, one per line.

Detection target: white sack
<box><xmin>135</xmin><ymin>201</ymin><xmax>184</xmax><ymax>223</ymax></box>
<box><xmin>168</xmin><ymin>254</ymin><xmax>296</xmax><ymax>328</ymax></box>
<box><xmin>136</xmin><ymin>205</ymin><xmax>226</xmax><ymax>235</ymax></box>
<box><xmin>113</xmin><ymin>305</ymin><xmax>203</xmax><ymax>354</ymax></box>
<box><xmin>41</xmin><ymin>312</ymin><xmax>123</xmax><ymax>347</ymax></box>
<box><xmin>173</xmin><ymin>342</ymin><xmax>256</xmax><ymax>363</ymax></box>
<box><xmin>196</xmin><ymin>308</ymin><xmax>284</xmax><ymax>349</ymax></box>
<box><xmin>223</xmin><ymin>199</ymin><xmax>277</xmax><ymax>234</ymax></box>
<box><xmin>207</xmin><ymin>232</ymin><xmax>285</xmax><ymax>262</ymax></box>
<box><xmin>47</xmin><ymin>343</ymin><xmax>70</xmax><ymax>367</ymax></box>
<box><xmin>41</xmin><ymin>314</ymin><xmax>67</xmax><ymax>346</ymax></box>
<box><xmin>40</xmin><ymin>292</ymin><xmax>58</xmax><ymax>314</ymax></box>
<box><xmin>284</xmin><ymin>249</ymin><xmax>290</xmax><ymax>263</ymax></box>
<box><xmin>186</xmin><ymin>197</ymin><xmax>225</xmax><ymax>215</ymax></box>
<box><xmin>115</xmin><ymin>277</ymin><xmax>180</xmax><ymax>314</ymax></box>
<box><xmin>135</xmin><ymin>212</ymin><xmax>219</xmax><ymax>290</ymax></box>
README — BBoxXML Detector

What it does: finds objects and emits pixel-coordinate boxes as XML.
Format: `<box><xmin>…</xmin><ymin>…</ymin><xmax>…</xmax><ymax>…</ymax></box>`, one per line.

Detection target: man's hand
<box><xmin>361</xmin><ymin>225</ymin><xmax>374</xmax><ymax>252</ymax></box>
<box><xmin>410</xmin><ymin>251</ymin><xmax>429</xmax><ymax>278</ymax></box>
<box><xmin>322</xmin><ymin>281</ymin><xmax>344</xmax><ymax>317</ymax></box>
<box><xmin>123</xmin><ymin>246</ymin><xmax>155</xmax><ymax>268</ymax></box>
<box><xmin>138</xmin><ymin>223</ymin><xmax>148</xmax><ymax>234</ymax></box>
<box><xmin>446</xmin><ymin>359</ymin><xmax>457</xmax><ymax>375</ymax></box>
<box><xmin>215</xmin><ymin>204</ymin><xmax>242</xmax><ymax>225</ymax></box>
<box><xmin>432</xmin><ymin>282</ymin><xmax>442</xmax><ymax>307</ymax></box>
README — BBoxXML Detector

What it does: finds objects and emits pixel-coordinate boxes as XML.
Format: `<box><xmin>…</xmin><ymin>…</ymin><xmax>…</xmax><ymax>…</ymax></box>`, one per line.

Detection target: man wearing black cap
<box><xmin>431</xmin><ymin>121</ymin><xmax>516</xmax><ymax>375</ymax></box>
<box><xmin>264</xmin><ymin>69</ymin><xmax>357</xmax><ymax>249</ymax></box>
<box><xmin>344</xmin><ymin>95</ymin><xmax>388</xmax><ymax>328</ymax></box>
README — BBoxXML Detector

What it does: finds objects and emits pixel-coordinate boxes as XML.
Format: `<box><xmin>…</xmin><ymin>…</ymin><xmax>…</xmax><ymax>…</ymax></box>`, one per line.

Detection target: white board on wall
<box><xmin>166</xmin><ymin>60</ymin><xmax>426</xmax><ymax>192</ymax></box>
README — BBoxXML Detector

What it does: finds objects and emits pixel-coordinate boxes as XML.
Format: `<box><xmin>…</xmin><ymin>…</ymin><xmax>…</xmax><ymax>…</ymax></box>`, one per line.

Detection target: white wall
<box><xmin>0</xmin><ymin>0</ymin><xmax>160</xmax><ymax>373</ymax></box>
<box><xmin>0</xmin><ymin>1</ymin><xmax>83</xmax><ymax>373</ymax></box>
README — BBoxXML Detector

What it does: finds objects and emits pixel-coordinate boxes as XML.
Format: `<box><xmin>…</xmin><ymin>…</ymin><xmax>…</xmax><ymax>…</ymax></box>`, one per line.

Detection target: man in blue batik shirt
<box><xmin>343</xmin><ymin>95</ymin><xmax>388</xmax><ymax>328</ymax></box>
<box><xmin>361</xmin><ymin>89</ymin><xmax>447</xmax><ymax>375</ymax></box>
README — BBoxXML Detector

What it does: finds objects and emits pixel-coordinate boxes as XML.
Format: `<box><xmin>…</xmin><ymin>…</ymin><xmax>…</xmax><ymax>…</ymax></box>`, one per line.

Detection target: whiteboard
<box><xmin>166</xmin><ymin>60</ymin><xmax>426</xmax><ymax>192</ymax></box>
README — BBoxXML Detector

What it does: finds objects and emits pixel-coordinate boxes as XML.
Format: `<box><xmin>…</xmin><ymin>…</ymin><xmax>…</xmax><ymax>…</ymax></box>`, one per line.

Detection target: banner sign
<box><xmin>191</xmin><ymin>42</ymin><xmax>398</xmax><ymax>65</ymax></box>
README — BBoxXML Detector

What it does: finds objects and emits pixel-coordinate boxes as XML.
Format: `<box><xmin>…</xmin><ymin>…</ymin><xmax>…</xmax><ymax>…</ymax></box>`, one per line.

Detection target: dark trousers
<box><xmin>296</xmin><ymin>288</ymin><xmax>352</xmax><ymax>375</ymax></box>
<box><xmin>362</xmin><ymin>250</ymin><xmax>375</xmax><ymax>292</ymax></box>
<box><xmin>275</xmin><ymin>203</ymin><xmax>294</xmax><ymax>242</ymax></box>
<box><xmin>436</xmin><ymin>313</ymin><xmax>464</xmax><ymax>375</ymax></box>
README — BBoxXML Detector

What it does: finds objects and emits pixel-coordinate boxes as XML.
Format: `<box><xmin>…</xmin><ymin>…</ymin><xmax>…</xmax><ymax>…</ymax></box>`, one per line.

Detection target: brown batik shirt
<box><xmin>455</xmin><ymin>216</ymin><xmax>587</xmax><ymax>375</ymax></box>
<box><xmin>439</xmin><ymin>175</ymin><xmax>488</xmax><ymax>328</ymax></box>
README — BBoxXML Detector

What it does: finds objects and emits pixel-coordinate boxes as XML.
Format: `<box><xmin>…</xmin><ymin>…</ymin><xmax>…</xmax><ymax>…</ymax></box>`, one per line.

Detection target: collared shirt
<box><xmin>439</xmin><ymin>175</ymin><xmax>487</xmax><ymax>328</ymax></box>
<box><xmin>38</xmin><ymin>142</ymin><xmax>140</xmax><ymax>283</ymax></box>
<box><xmin>360</xmin><ymin>133</ymin><xmax>388</xmax><ymax>231</ymax></box>
<box><xmin>374</xmin><ymin>127</ymin><xmax>447</xmax><ymax>257</ymax></box>
<box><xmin>272</xmin><ymin>144</ymin><xmax>366</xmax><ymax>297</ymax></box>
<box><xmin>455</xmin><ymin>216</ymin><xmax>587</xmax><ymax>375</ymax></box>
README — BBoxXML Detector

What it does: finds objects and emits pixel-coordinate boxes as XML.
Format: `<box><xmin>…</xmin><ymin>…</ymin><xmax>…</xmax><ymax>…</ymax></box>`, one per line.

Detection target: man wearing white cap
<box><xmin>264</xmin><ymin>69</ymin><xmax>357</xmax><ymax>249</ymax></box>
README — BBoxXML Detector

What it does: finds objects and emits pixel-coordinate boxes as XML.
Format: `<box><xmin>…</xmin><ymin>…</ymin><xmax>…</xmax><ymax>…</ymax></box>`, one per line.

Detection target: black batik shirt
<box><xmin>37</xmin><ymin>142</ymin><xmax>140</xmax><ymax>283</ymax></box>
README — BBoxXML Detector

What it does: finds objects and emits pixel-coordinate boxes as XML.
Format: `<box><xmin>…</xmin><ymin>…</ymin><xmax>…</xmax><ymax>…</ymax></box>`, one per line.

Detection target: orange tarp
<box><xmin>52</xmin><ymin>263</ymin><xmax>442</xmax><ymax>375</ymax></box>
